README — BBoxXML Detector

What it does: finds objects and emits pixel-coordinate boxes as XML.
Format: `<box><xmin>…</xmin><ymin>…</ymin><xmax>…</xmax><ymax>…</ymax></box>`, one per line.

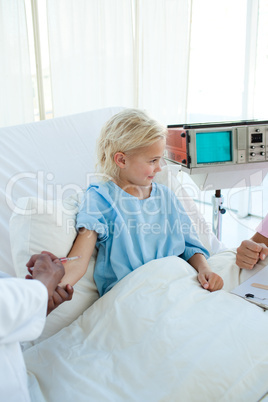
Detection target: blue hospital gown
<box><xmin>76</xmin><ymin>181</ymin><xmax>209</xmax><ymax>296</ymax></box>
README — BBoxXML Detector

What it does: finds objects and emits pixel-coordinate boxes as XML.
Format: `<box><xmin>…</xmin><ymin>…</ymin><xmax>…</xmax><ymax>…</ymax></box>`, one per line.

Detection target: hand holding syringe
<box><xmin>28</xmin><ymin>255</ymin><xmax>81</xmax><ymax>272</ymax></box>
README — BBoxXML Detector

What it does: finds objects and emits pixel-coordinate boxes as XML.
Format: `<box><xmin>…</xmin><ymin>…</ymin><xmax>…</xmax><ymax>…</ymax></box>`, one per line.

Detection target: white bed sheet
<box><xmin>24</xmin><ymin>256</ymin><xmax>268</xmax><ymax>402</ymax></box>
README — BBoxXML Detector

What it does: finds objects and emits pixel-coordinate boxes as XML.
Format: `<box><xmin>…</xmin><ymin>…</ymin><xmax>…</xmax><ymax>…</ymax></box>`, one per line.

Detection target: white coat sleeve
<box><xmin>0</xmin><ymin>278</ymin><xmax>48</xmax><ymax>345</ymax></box>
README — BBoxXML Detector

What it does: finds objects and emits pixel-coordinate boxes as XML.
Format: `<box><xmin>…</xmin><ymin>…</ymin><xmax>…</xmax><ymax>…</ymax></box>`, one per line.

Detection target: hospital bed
<box><xmin>1</xmin><ymin>107</ymin><xmax>268</xmax><ymax>401</ymax></box>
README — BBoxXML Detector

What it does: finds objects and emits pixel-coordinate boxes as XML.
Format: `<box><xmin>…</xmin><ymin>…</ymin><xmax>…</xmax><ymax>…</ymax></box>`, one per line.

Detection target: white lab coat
<box><xmin>0</xmin><ymin>274</ymin><xmax>48</xmax><ymax>402</ymax></box>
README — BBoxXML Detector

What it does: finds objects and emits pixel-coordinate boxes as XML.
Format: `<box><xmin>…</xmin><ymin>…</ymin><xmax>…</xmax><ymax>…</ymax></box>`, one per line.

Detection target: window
<box><xmin>25</xmin><ymin>0</ymin><xmax>52</xmax><ymax>121</ymax></box>
<box><xmin>1</xmin><ymin>0</ymin><xmax>268</xmax><ymax>127</ymax></box>
<box><xmin>254</xmin><ymin>0</ymin><xmax>268</xmax><ymax>118</ymax></box>
<box><xmin>187</xmin><ymin>0</ymin><xmax>249</xmax><ymax>122</ymax></box>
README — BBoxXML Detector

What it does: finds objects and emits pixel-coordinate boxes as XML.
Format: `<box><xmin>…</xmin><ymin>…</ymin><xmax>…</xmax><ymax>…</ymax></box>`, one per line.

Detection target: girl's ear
<box><xmin>114</xmin><ymin>152</ymin><xmax>126</xmax><ymax>168</ymax></box>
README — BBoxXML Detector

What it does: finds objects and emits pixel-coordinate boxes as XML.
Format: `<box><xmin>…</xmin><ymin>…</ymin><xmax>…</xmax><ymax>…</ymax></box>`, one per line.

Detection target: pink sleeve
<box><xmin>256</xmin><ymin>214</ymin><xmax>268</xmax><ymax>238</ymax></box>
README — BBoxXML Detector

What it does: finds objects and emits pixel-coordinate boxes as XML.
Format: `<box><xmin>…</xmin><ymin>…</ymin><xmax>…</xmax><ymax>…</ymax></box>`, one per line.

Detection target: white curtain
<box><xmin>187</xmin><ymin>0</ymin><xmax>253</xmax><ymax>122</ymax></box>
<box><xmin>136</xmin><ymin>0</ymin><xmax>191</xmax><ymax>124</ymax></box>
<box><xmin>46</xmin><ymin>0</ymin><xmax>135</xmax><ymax>117</ymax></box>
<box><xmin>46</xmin><ymin>0</ymin><xmax>191</xmax><ymax>124</ymax></box>
<box><xmin>0</xmin><ymin>0</ymin><xmax>34</xmax><ymax>127</ymax></box>
<box><xmin>254</xmin><ymin>0</ymin><xmax>268</xmax><ymax>119</ymax></box>
<box><xmin>0</xmin><ymin>0</ymin><xmax>267</xmax><ymax>128</ymax></box>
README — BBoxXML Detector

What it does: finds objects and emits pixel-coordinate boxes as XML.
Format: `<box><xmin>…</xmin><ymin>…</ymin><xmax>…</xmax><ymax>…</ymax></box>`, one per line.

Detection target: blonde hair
<box><xmin>96</xmin><ymin>108</ymin><xmax>167</xmax><ymax>180</ymax></box>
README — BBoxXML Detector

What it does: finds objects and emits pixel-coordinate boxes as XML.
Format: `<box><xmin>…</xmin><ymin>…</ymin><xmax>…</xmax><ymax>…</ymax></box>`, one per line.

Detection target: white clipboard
<box><xmin>231</xmin><ymin>265</ymin><xmax>268</xmax><ymax>309</ymax></box>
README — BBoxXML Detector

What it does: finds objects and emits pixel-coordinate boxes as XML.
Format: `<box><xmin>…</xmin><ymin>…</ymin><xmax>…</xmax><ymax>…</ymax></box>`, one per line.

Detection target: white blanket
<box><xmin>24</xmin><ymin>256</ymin><xmax>268</xmax><ymax>402</ymax></box>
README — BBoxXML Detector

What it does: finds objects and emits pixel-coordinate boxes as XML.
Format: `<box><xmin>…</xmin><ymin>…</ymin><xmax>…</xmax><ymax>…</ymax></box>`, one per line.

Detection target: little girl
<box><xmin>61</xmin><ymin>108</ymin><xmax>223</xmax><ymax>295</ymax></box>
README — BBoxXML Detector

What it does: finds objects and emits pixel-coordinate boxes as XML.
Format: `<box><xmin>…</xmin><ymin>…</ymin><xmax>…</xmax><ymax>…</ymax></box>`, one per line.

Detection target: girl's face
<box><xmin>116</xmin><ymin>139</ymin><xmax>166</xmax><ymax>194</ymax></box>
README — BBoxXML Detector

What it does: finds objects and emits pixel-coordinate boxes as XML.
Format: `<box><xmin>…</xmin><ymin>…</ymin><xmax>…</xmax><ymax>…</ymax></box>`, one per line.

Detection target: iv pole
<box><xmin>212</xmin><ymin>190</ymin><xmax>226</xmax><ymax>240</ymax></box>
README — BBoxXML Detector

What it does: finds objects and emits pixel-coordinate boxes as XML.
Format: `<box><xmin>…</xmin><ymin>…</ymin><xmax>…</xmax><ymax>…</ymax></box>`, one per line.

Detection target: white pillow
<box><xmin>9</xmin><ymin>193</ymin><xmax>99</xmax><ymax>344</ymax></box>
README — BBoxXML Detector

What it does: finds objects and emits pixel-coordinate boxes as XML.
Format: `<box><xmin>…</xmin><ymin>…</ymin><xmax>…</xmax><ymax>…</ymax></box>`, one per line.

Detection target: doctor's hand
<box><xmin>26</xmin><ymin>251</ymin><xmax>74</xmax><ymax>314</ymax></box>
<box><xmin>47</xmin><ymin>284</ymin><xmax>74</xmax><ymax>315</ymax></box>
<box><xmin>236</xmin><ymin>240</ymin><xmax>268</xmax><ymax>269</ymax></box>
<box><xmin>26</xmin><ymin>251</ymin><xmax>64</xmax><ymax>297</ymax></box>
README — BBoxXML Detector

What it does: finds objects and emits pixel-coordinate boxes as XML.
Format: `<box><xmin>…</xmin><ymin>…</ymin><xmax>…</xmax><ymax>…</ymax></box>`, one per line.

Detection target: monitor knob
<box><xmin>250</xmin><ymin>152</ymin><xmax>256</xmax><ymax>156</ymax></box>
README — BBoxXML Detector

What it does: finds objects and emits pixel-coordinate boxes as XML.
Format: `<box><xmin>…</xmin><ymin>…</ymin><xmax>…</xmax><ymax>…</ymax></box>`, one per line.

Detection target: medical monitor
<box><xmin>165</xmin><ymin>120</ymin><xmax>268</xmax><ymax>169</ymax></box>
<box><xmin>196</xmin><ymin>131</ymin><xmax>233</xmax><ymax>164</ymax></box>
<box><xmin>164</xmin><ymin>120</ymin><xmax>268</xmax><ymax>190</ymax></box>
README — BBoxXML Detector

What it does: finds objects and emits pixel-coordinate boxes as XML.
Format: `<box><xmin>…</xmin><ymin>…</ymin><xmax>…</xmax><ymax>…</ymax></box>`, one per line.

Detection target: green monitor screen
<box><xmin>196</xmin><ymin>131</ymin><xmax>232</xmax><ymax>164</ymax></box>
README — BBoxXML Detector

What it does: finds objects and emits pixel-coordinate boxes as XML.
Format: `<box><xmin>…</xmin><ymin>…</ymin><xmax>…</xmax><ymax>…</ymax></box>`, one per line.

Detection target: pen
<box><xmin>59</xmin><ymin>256</ymin><xmax>81</xmax><ymax>263</ymax></box>
<box><xmin>245</xmin><ymin>293</ymin><xmax>268</xmax><ymax>301</ymax></box>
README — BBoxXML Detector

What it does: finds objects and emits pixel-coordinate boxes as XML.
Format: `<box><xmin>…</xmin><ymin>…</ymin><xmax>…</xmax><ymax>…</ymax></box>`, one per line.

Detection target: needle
<box><xmin>59</xmin><ymin>256</ymin><xmax>81</xmax><ymax>263</ymax></box>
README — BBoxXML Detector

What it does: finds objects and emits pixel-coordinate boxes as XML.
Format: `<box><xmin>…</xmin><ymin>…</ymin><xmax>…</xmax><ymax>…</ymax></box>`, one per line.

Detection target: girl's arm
<box><xmin>59</xmin><ymin>229</ymin><xmax>97</xmax><ymax>287</ymax></box>
<box><xmin>188</xmin><ymin>253</ymin><xmax>223</xmax><ymax>292</ymax></box>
